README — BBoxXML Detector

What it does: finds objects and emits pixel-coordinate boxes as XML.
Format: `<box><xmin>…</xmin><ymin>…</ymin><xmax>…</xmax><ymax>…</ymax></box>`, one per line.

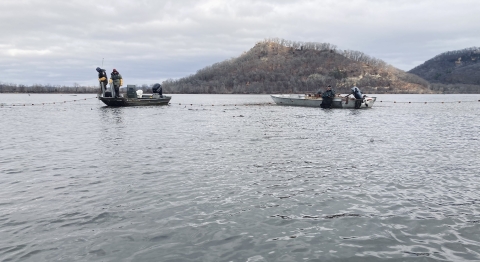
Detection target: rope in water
<box><xmin>155</xmin><ymin>99</ymin><xmax>480</xmax><ymax>107</ymax></box>
<box><xmin>173</xmin><ymin>103</ymin><xmax>273</xmax><ymax>107</ymax></box>
<box><xmin>1</xmin><ymin>97</ymin><xmax>479</xmax><ymax>107</ymax></box>
<box><xmin>0</xmin><ymin>97</ymin><xmax>98</xmax><ymax>107</ymax></box>
<box><xmin>0</xmin><ymin>96</ymin><xmax>273</xmax><ymax>107</ymax></box>
<box><xmin>376</xmin><ymin>100</ymin><xmax>480</xmax><ymax>104</ymax></box>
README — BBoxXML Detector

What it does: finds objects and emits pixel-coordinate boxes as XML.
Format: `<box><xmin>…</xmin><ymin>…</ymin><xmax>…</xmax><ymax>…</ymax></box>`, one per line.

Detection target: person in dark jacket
<box><xmin>96</xmin><ymin>67</ymin><xmax>108</xmax><ymax>94</ymax></box>
<box><xmin>152</xmin><ymin>83</ymin><xmax>163</xmax><ymax>97</ymax></box>
<box><xmin>350</xmin><ymin>86</ymin><xmax>364</xmax><ymax>108</ymax></box>
<box><xmin>351</xmin><ymin>86</ymin><xmax>363</xmax><ymax>99</ymax></box>
<box><xmin>320</xmin><ymin>85</ymin><xmax>335</xmax><ymax>108</ymax></box>
<box><xmin>109</xmin><ymin>69</ymin><xmax>123</xmax><ymax>98</ymax></box>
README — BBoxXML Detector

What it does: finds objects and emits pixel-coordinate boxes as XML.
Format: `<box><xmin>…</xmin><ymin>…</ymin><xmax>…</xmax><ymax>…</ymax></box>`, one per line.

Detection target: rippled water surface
<box><xmin>1</xmin><ymin>93</ymin><xmax>480</xmax><ymax>262</ymax></box>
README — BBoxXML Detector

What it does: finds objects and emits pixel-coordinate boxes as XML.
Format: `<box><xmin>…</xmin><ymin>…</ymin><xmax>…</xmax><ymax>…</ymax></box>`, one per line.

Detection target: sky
<box><xmin>1</xmin><ymin>0</ymin><xmax>479</xmax><ymax>87</ymax></box>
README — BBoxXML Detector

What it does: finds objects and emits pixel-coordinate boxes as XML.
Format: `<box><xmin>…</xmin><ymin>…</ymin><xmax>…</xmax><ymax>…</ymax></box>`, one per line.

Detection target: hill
<box><xmin>162</xmin><ymin>38</ymin><xmax>432</xmax><ymax>94</ymax></box>
<box><xmin>408</xmin><ymin>47</ymin><xmax>480</xmax><ymax>93</ymax></box>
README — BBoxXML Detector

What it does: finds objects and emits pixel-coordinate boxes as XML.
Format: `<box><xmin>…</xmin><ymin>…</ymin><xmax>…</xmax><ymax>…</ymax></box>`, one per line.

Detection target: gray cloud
<box><xmin>1</xmin><ymin>0</ymin><xmax>479</xmax><ymax>86</ymax></box>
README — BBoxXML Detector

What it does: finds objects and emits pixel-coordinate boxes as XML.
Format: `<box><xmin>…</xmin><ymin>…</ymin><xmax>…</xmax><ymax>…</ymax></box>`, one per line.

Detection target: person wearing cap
<box><xmin>96</xmin><ymin>67</ymin><xmax>108</xmax><ymax>95</ymax></box>
<box><xmin>109</xmin><ymin>69</ymin><xmax>123</xmax><ymax>98</ymax></box>
<box><xmin>321</xmin><ymin>85</ymin><xmax>336</xmax><ymax>108</ymax></box>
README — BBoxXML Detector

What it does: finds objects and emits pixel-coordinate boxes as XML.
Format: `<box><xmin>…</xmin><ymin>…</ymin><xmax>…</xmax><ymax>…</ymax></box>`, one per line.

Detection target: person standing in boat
<box><xmin>351</xmin><ymin>86</ymin><xmax>363</xmax><ymax>99</ymax></box>
<box><xmin>350</xmin><ymin>85</ymin><xmax>364</xmax><ymax>109</ymax></box>
<box><xmin>109</xmin><ymin>69</ymin><xmax>123</xmax><ymax>98</ymax></box>
<box><xmin>96</xmin><ymin>67</ymin><xmax>108</xmax><ymax>94</ymax></box>
<box><xmin>320</xmin><ymin>85</ymin><xmax>335</xmax><ymax>108</ymax></box>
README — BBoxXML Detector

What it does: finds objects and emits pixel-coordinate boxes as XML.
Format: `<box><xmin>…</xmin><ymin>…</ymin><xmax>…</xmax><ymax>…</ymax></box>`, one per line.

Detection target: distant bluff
<box><xmin>408</xmin><ymin>47</ymin><xmax>480</xmax><ymax>93</ymax></box>
<box><xmin>162</xmin><ymin>38</ymin><xmax>432</xmax><ymax>94</ymax></box>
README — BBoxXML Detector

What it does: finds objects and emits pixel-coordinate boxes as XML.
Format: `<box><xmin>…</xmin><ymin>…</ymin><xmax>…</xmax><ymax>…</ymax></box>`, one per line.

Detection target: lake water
<box><xmin>1</xmin><ymin>93</ymin><xmax>480</xmax><ymax>262</ymax></box>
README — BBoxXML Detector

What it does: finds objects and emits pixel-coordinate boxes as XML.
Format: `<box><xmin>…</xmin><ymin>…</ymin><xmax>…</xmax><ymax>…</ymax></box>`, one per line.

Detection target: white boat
<box><xmin>270</xmin><ymin>94</ymin><xmax>376</xmax><ymax>108</ymax></box>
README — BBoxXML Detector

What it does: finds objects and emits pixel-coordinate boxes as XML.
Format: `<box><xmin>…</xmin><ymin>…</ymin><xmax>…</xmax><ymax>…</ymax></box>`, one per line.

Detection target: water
<box><xmin>1</xmin><ymin>93</ymin><xmax>479</xmax><ymax>261</ymax></box>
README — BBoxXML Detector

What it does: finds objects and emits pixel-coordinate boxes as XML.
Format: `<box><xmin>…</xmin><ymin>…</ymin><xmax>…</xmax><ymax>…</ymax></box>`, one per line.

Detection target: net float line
<box><xmin>0</xmin><ymin>97</ymin><xmax>97</xmax><ymax>107</ymax></box>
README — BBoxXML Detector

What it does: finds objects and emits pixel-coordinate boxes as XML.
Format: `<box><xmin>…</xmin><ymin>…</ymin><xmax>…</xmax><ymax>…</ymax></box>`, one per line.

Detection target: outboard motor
<box><xmin>152</xmin><ymin>83</ymin><xmax>163</xmax><ymax>97</ymax></box>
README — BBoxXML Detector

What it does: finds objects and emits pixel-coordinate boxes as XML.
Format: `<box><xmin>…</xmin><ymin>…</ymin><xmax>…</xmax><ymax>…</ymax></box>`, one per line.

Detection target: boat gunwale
<box><xmin>270</xmin><ymin>94</ymin><xmax>376</xmax><ymax>108</ymax></box>
<box><xmin>99</xmin><ymin>95</ymin><xmax>172</xmax><ymax>107</ymax></box>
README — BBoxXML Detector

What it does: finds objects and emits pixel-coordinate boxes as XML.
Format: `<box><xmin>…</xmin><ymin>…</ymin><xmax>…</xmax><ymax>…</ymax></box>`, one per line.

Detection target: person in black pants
<box><xmin>320</xmin><ymin>85</ymin><xmax>335</xmax><ymax>108</ymax></box>
<box><xmin>109</xmin><ymin>69</ymin><xmax>123</xmax><ymax>98</ymax></box>
<box><xmin>96</xmin><ymin>67</ymin><xmax>108</xmax><ymax>95</ymax></box>
<box><xmin>351</xmin><ymin>86</ymin><xmax>364</xmax><ymax>109</ymax></box>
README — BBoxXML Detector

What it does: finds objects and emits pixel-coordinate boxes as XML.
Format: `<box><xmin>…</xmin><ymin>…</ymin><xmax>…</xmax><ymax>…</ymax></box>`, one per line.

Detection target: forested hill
<box><xmin>162</xmin><ymin>38</ymin><xmax>432</xmax><ymax>94</ymax></box>
<box><xmin>408</xmin><ymin>47</ymin><xmax>480</xmax><ymax>93</ymax></box>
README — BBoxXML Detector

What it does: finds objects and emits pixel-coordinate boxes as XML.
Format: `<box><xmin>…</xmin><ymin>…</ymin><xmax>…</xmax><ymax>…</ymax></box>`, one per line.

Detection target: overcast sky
<box><xmin>1</xmin><ymin>0</ymin><xmax>479</xmax><ymax>86</ymax></box>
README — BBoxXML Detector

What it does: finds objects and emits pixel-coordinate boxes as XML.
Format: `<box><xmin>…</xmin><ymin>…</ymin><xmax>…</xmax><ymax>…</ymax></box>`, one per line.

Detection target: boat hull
<box><xmin>99</xmin><ymin>96</ymin><xmax>171</xmax><ymax>107</ymax></box>
<box><xmin>271</xmin><ymin>94</ymin><xmax>376</xmax><ymax>108</ymax></box>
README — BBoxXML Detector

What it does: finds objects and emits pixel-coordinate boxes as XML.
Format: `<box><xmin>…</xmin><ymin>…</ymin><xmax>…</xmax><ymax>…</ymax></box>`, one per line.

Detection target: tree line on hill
<box><xmin>0</xmin><ymin>83</ymin><xmax>97</xmax><ymax>93</ymax></box>
<box><xmin>408</xmin><ymin>47</ymin><xmax>480</xmax><ymax>93</ymax></box>
<box><xmin>161</xmin><ymin>38</ymin><xmax>432</xmax><ymax>94</ymax></box>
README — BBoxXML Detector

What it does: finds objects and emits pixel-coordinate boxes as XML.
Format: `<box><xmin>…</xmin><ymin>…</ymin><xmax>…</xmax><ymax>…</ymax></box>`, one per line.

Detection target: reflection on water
<box><xmin>100</xmin><ymin>107</ymin><xmax>124</xmax><ymax>124</ymax></box>
<box><xmin>0</xmin><ymin>94</ymin><xmax>479</xmax><ymax>261</ymax></box>
<box><xmin>348</xmin><ymin>109</ymin><xmax>363</xmax><ymax>116</ymax></box>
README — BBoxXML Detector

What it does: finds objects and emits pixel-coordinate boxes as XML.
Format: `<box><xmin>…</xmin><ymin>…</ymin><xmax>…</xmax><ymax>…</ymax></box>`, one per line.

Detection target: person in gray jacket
<box><xmin>109</xmin><ymin>69</ymin><xmax>123</xmax><ymax>97</ymax></box>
